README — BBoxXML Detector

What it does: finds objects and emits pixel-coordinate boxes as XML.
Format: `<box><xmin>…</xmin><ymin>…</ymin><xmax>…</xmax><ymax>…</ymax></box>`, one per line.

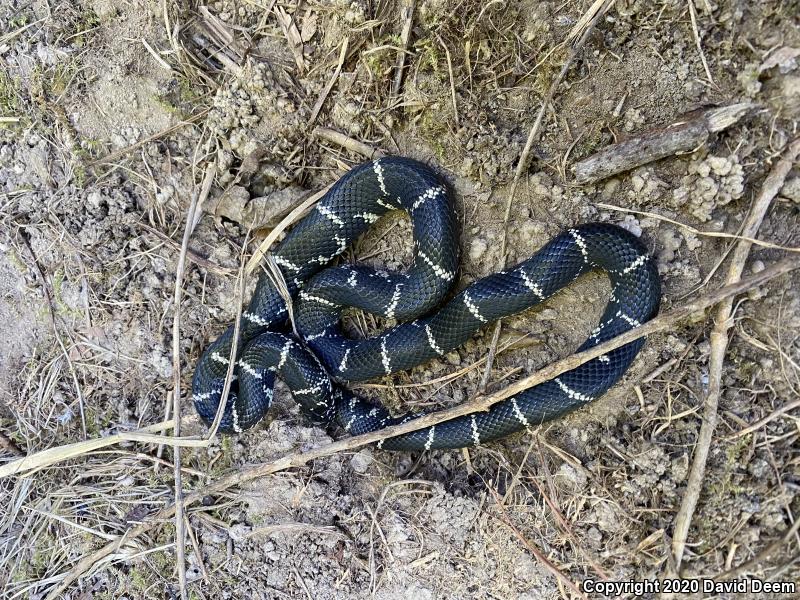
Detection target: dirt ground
<box><xmin>1</xmin><ymin>0</ymin><xmax>799</xmax><ymax>598</ymax></box>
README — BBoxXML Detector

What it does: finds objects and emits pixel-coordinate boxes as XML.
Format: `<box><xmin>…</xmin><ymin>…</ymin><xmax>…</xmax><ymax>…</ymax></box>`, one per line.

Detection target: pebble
<box><xmin>782</xmin><ymin>176</ymin><xmax>800</xmax><ymax>203</ymax></box>
<box><xmin>469</xmin><ymin>237</ymin><xmax>488</xmax><ymax>262</ymax></box>
<box><xmin>350</xmin><ymin>449</ymin><xmax>373</xmax><ymax>474</ymax></box>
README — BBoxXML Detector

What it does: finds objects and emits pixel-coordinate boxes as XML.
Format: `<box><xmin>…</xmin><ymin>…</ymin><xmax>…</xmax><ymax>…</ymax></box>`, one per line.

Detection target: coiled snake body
<box><xmin>192</xmin><ymin>157</ymin><xmax>660</xmax><ymax>451</ymax></box>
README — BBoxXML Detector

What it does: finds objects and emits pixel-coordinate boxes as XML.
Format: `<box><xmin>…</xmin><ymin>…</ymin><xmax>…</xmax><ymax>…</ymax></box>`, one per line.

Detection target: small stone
<box><xmin>554</xmin><ymin>463</ymin><xmax>587</xmax><ymax>492</ymax></box>
<box><xmin>619</xmin><ymin>215</ymin><xmax>642</xmax><ymax>237</ymax></box>
<box><xmin>350</xmin><ymin>449</ymin><xmax>373</xmax><ymax>474</ymax></box>
<box><xmin>468</xmin><ymin>237</ymin><xmax>488</xmax><ymax>262</ymax></box>
<box><xmin>781</xmin><ymin>176</ymin><xmax>800</xmax><ymax>203</ymax></box>
<box><xmin>228</xmin><ymin>523</ymin><xmax>252</xmax><ymax>541</ymax></box>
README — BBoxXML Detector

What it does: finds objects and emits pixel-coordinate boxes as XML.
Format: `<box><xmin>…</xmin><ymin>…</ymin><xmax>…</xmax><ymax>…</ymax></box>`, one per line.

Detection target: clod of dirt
<box><xmin>671</xmin><ymin>154</ymin><xmax>745</xmax><ymax>221</ymax></box>
<box><xmin>782</xmin><ymin>175</ymin><xmax>800</xmax><ymax>203</ymax></box>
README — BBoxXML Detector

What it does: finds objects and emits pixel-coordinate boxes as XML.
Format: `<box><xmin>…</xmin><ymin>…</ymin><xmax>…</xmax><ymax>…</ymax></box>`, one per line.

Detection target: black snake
<box><xmin>192</xmin><ymin>157</ymin><xmax>661</xmax><ymax>451</ymax></box>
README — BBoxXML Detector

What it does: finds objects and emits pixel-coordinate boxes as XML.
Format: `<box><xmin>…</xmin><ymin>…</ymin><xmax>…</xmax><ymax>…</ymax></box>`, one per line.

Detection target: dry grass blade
<box><xmin>87</xmin><ymin>110</ymin><xmax>209</xmax><ymax>168</ymax></box>
<box><xmin>687</xmin><ymin>0</ymin><xmax>715</xmax><ymax>86</ymax></box>
<box><xmin>0</xmin><ymin>420</ymin><xmax>175</xmax><ymax>478</ymax></box>
<box><xmin>595</xmin><ymin>203</ymin><xmax>800</xmax><ymax>253</ymax></box>
<box><xmin>488</xmin><ymin>485</ymin><xmax>587</xmax><ymax>598</ymax></box>
<box><xmin>309</xmin><ymin>38</ymin><xmax>349</xmax><ymax>126</ymax></box>
<box><xmin>275</xmin><ymin>6</ymin><xmax>306</xmax><ymax>72</ymax></box>
<box><xmin>203</xmin><ymin>232</ymin><xmax>251</xmax><ymax>440</ymax></box>
<box><xmin>170</xmin><ymin>159</ymin><xmax>211</xmax><ymax>600</ymax></box>
<box><xmin>566</xmin><ymin>0</ymin><xmax>614</xmax><ymax>43</ymax></box>
<box><xmin>263</xmin><ymin>254</ymin><xmax>296</xmax><ymax>335</ymax></box>
<box><xmin>141</xmin><ymin>37</ymin><xmax>172</xmax><ymax>71</ymax></box>
<box><xmin>244</xmin><ymin>522</ymin><xmax>347</xmax><ymax>540</ymax></box>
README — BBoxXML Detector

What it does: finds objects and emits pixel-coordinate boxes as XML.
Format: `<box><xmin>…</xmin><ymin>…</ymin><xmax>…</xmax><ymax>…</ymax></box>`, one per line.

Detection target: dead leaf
<box><xmin>300</xmin><ymin>11</ymin><xmax>318</xmax><ymax>43</ymax></box>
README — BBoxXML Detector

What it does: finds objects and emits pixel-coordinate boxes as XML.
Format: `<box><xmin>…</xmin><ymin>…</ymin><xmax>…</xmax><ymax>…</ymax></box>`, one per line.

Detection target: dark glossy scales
<box><xmin>192</xmin><ymin>157</ymin><xmax>661</xmax><ymax>450</ymax></box>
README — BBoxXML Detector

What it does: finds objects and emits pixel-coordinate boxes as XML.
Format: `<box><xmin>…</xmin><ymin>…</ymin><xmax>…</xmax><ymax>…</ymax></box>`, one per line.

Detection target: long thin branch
<box><xmin>671</xmin><ymin>137</ymin><xmax>800</xmax><ymax>570</ymax></box>
<box><xmin>170</xmin><ymin>165</ymin><xmax>211</xmax><ymax>600</ymax></box>
<box><xmin>42</xmin><ymin>256</ymin><xmax>799</xmax><ymax>600</ymax></box>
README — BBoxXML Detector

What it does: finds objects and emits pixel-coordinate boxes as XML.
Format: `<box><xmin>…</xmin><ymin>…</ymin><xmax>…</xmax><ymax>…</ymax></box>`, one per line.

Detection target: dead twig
<box><xmin>137</xmin><ymin>222</ymin><xmax>235</xmax><ymax>276</ymax></box>
<box><xmin>170</xmin><ymin>162</ymin><xmax>211</xmax><ymax>600</ymax></box>
<box><xmin>275</xmin><ymin>6</ymin><xmax>306</xmax><ymax>73</ymax></box>
<box><xmin>595</xmin><ymin>202</ymin><xmax>800</xmax><ymax>254</ymax></box>
<box><xmin>687</xmin><ymin>0</ymin><xmax>715</xmax><ymax>86</ymax></box>
<box><xmin>312</xmin><ymin>127</ymin><xmax>385</xmax><ymax>159</ymax></box>
<box><xmin>671</xmin><ymin>137</ymin><xmax>800</xmax><ymax>571</ymax></box>
<box><xmin>436</xmin><ymin>33</ymin><xmax>459</xmax><ymax>126</ymax></box>
<box><xmin>573</xmin><ymin>103</ymin><xmax>755</xmax><ymax>183</ymax></box>
<box><xmin>712</xmin><ymin>516</ymin><xmax>800</xmax><ymax>581</ymax></box>
<box><xmin>727</xmin><ymin>398</ymin><xmax>800</xmax><ymax>440</ymax></box>
<box><xmin>391</xmin><ymin>0</ymin><xmax>416</xmax><ymax>97</ymax></box>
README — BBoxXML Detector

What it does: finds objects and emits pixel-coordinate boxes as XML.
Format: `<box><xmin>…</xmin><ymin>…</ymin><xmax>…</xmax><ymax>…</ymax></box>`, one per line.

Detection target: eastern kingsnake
<box><xmin>192</xmin><ymin>157</ymin><xmax>661</xmax><ymax>451</ymax></box>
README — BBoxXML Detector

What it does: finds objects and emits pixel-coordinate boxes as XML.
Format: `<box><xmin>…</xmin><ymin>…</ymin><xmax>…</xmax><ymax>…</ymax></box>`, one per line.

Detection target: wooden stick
<box><xmin>391</xmin><ymin>0</ymin><xmax>416</xmax><ymax>97</ymax></box>
<box><xmin>671</xmin><ymin>137</ymin><xmax>800</xmax><ymax>571</ymax></box>
<box><xmin>40</xmin><ymin>256</ymin><xmax>799</xmax><ymax>600</ymax></box>
<box><xmin>572</xmin><ymin>103</ymin><xmax>755</xmax><ymax>184</ymax></box>
<box><xmin>312</xmin><ymin>127</ymin><xmax>385</xmax><ymax>159</ymax></box>
<box><xmin>171</xmin><ymin>163</ymin><xmax>211</xmax><ymax>600</ymax></box>
<box><xmin>476</xmin><ymin>257</ymin><xmax>798</xmax><ymax>408</ymax></box>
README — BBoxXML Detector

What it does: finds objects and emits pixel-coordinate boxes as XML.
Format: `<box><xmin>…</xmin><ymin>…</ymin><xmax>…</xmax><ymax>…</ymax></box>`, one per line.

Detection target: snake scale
<box><xmin>192</xmin><ymin>157</ymin><xmax>661</xmax><ymax>451</ymax></box>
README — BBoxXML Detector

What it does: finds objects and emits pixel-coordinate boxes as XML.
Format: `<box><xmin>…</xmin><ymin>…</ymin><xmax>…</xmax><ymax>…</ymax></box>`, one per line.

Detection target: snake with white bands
<box><xmin>192</xmin><ymin>157</ymin><xmax>660</xmax><ymax>451</ymax></box>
